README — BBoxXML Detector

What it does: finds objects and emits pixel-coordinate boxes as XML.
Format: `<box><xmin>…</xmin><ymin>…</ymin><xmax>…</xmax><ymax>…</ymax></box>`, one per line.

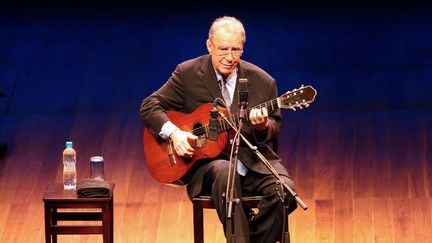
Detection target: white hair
<box><xmin>208</xmin><ymin>16</ymin><xmax>246</xmax><ymax>44</ymax></box>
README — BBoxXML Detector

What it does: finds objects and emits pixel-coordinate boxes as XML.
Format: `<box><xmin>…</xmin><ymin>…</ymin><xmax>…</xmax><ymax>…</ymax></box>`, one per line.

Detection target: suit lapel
<box><xmin>199</xmin><ymin>56</ymin><xmax>222</xmax><ymax>102</ymax></box>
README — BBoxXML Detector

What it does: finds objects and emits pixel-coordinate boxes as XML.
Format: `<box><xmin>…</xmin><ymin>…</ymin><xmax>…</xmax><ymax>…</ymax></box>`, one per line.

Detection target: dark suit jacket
<box><xmin>140</xmin><ymin>54</ymin><xmax>289</xmax><ymax>196</ymax></box>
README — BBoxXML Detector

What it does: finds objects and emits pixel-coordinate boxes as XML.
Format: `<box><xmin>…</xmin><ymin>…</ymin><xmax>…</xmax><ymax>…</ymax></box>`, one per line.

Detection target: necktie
<box><xmin>220</xmin><ymin>78</ymin><xmax>231</xmax><ymax>109</ymax></box>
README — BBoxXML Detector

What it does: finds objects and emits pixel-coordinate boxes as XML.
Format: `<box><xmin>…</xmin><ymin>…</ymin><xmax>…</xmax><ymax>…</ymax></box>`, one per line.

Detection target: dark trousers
<box><xmin>187</xmin><ymin>159</ymin><xmax>296</xmax><ymax>243</ymax></box>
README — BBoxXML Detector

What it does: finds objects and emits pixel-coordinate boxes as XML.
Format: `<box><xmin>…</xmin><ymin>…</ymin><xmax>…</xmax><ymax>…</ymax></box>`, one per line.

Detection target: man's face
<box><xmin>207</xmin><ymin>29</ymin><xmax>244</xmax><ymax>77</ymax></box>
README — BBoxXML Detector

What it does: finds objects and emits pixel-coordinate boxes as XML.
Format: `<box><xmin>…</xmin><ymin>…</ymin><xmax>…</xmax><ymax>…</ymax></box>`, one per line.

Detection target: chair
<box><xmin>192</xmin><ymin>138</ymin><xmax>291</xmax><ymax>243</ymax></box>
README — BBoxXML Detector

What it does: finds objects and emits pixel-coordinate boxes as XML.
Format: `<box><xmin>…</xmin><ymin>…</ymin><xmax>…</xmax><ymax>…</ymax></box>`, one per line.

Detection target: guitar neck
<box><xmin>216</xmin><ymin>98</ymin><xmax>279</xmax><ymax>133</ymax></box>
<box><xmin>197</xmin><ymin>85</ymin><xmax>316</xmax><ymax>138</ymax></box>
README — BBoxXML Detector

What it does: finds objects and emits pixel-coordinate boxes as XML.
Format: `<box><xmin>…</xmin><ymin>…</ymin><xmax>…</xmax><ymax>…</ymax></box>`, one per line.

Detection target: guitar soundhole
<box><xmin>192</xmin><ymin>123</ymin><xmax>205</xmax><ymax>136</ymax></box>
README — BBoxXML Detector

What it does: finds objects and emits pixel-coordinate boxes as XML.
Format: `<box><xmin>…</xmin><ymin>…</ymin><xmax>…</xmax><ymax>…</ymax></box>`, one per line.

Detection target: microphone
<box><xmin>238</xmin><ymin>78</ymin><xmax>248</xmax><ymax>107</ymax></box>
<box><xmin>208</xmin><ymin>100</ymin><xmax>219</xmax><ymax>141</ymax></box>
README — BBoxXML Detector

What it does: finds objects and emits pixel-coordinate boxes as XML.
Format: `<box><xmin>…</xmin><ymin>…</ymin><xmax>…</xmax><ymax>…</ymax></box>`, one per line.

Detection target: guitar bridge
<box><xmin>167</xmin><ymin>139</ymin><xmax>177</xmax><ymax>166</ymax></box>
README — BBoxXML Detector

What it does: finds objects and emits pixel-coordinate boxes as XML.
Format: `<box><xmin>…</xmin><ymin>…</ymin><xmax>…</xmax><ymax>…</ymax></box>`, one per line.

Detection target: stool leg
<box><xmin>44</xmin><ymin>204</ymin><xmax>51</xmax><ymax>243</ymax></box>
<box><xmin>109</xmin><ymin>196</ymin><xmax>114</xmax><ymax>243</ymax></box>
<box><xmin>110</xmin><ymin>196</ymin><xmax>114</xmax><ymax>243</ymax></box>
<box><xmin>52</xmin><ymin>208</ymin><xmax>58</xmax><ymax>243</ymax></box>
<box><xmin>193</xmin><ymin>201</ymin><xmax>204</xmax><ymax>243</ymax></box>
<box><xmin>102</xmin><ymin>202</ymin><xmax>110</xmax><ymax>243</ymax></box>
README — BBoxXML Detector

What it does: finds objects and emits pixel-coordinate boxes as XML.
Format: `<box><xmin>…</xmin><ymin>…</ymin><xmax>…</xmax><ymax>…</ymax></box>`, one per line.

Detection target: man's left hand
<box><xmin>249</xmin><ymin>107</ymin><xmax>269</xmax><ymax>131</ymax></box>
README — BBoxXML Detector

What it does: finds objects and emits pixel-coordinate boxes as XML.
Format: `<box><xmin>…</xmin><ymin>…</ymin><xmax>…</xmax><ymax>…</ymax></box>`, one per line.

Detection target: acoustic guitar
<box><xmin>143</xmin><ymin>85</ymin><xmax>317</xmax><ymax>186</ymax></box>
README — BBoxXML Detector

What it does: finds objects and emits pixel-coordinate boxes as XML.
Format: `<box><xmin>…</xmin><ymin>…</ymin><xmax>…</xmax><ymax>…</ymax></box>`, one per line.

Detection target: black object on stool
<box><xmin>77</xmin><ymin>179</ymin><xmax>113</xmax><ymax>198</ymax></box>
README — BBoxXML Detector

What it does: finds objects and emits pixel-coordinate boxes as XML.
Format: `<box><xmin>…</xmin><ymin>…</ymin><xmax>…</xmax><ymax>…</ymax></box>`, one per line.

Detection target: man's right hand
<box><xmin>169</xmin><ymin>129</ymin><xmax>198</xmax><ymax>157</ymax></box>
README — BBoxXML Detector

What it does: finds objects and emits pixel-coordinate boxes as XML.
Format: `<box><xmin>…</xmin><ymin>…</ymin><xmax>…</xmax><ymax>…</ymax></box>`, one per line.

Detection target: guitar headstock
<box><xmin>278</xmin><ymin>85</ymin><xmax>317</xmax><ymax>110</ymax></box>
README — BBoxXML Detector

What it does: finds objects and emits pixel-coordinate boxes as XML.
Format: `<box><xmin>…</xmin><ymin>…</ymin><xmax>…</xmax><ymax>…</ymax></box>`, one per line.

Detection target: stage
<box><xmin>0</xmin><ymin>109</ymin><xmax>430</xmax><ymax>242</ymax></box>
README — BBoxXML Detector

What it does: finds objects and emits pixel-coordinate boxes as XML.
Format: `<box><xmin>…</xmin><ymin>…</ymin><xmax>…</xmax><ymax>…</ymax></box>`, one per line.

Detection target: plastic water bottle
<box><xmin>63</xmin><ymin>141</ymin><xmax>77</xmax><ymax>190</ymax></box>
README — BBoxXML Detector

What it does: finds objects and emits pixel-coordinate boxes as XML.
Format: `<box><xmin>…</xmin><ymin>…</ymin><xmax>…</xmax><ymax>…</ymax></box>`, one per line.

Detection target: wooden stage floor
<box><xmin>0</xmin><ymin>109</ymin><xmax>431</xmax><ymax>242</ymax></box>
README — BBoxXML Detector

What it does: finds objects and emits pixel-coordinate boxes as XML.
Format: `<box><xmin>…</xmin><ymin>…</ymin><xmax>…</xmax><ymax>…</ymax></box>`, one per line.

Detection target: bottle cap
<box><xmin>66</xmin><ymin>141</ymin><xmax>73</xmax><ymax>148</ymax></box>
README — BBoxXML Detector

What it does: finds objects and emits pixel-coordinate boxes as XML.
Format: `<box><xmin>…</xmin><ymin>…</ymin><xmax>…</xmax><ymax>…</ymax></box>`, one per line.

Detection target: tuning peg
<box><xmin>298</xmin><ymin>106</ymin><xmax>303</xmax><ymax>109</ymax></box>
<box><xmin>291</xmin><ymin>107</ymin><xmax>296</xmax><ymax>111</ymax></box>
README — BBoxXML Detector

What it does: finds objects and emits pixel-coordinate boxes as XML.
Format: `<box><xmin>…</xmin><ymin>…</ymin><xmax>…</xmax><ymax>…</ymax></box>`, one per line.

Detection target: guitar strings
<box><xmin>188</xmin><ymin>86</ymin><xmax>315</xmax><ymax>136</ymax></box>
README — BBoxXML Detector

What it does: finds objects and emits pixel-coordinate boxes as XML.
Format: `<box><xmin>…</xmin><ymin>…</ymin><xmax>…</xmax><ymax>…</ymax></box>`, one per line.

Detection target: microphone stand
<box><xmin>219</xmin><ymin>111</ymin><xmax>308</xmax><ymax>211</ymax></box>
<box><xmin>224</xmin><ymin>102</ymin><xmax>246</xmax><ymax>243</ymax></box>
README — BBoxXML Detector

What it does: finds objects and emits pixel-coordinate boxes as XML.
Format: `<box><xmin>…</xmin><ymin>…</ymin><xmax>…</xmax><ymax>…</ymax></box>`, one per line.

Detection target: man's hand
<box><xmin>169</xmin><ymin>129</ymin><xmax>198</xmax><ymax>157</ymax></box>
<box><xmin>249</xmin><ymin>107</ymin><xmax>269</xmax><ymax>131</ymax></box>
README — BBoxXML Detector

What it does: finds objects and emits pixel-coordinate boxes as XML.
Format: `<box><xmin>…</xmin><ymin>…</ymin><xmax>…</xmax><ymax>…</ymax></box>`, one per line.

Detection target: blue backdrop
<box><xmin>1</xmin><ymin>2</ymin><xmax>431</xmax><ymax>115</ymax></box>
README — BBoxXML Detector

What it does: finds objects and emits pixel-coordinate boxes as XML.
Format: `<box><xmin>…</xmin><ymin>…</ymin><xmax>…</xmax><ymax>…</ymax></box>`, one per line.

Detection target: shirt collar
<box><xmin>214</xmin><ymin>67</ymin><xmax>238</xmax><ymax>89</ymax></box>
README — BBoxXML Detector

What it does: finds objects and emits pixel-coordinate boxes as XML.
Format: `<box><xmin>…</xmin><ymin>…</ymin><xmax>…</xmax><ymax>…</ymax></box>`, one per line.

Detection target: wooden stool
<box><xmin>43</xmin><ymin>183</ymin><xmax>115</xmax><ymax>243</ymax></box>
<box><xmin>192</xmin><ymin>195</ymin><xmax>290</xmax><ymax>243</ymax></box>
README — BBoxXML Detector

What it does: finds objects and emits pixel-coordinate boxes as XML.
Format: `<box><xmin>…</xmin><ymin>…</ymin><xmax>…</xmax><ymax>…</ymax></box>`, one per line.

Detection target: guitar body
<box><xmin>143</xmin><ymin>103</ymin><xmax>228</xmax><ymax>185</ymax></box>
